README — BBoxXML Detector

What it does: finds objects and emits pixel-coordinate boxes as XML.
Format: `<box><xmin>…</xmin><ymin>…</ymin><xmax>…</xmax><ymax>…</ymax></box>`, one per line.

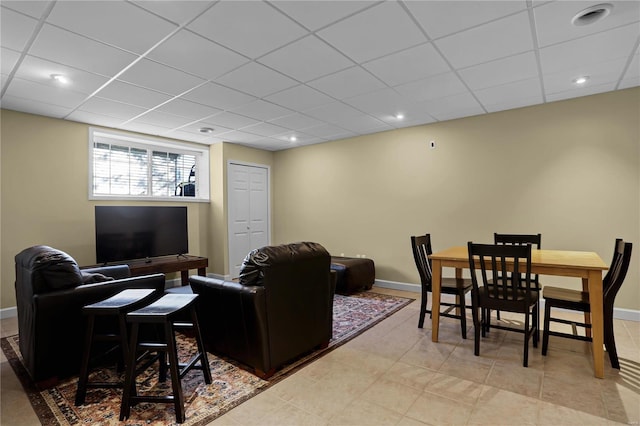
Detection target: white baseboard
<box><xmin>0</xmin><ymin>306</ymin><xmax>17</xmax><ymax>320</ymax></box>
<box><xmin>373</xmin><ymin>279</ymin><xmax>640</xmax><ymax>322</ymax></box>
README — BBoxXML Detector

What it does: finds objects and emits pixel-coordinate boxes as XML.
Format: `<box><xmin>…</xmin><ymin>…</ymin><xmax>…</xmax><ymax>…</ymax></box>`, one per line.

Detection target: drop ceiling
<box><xmin>1</xmin><ymin>0</ymin><xmax>638</xmax><ymax>151</ymax></box>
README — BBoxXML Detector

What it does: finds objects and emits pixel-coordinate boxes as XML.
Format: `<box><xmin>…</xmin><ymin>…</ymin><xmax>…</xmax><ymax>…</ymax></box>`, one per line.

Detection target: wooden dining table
<box><xmin>429</xmin><ymin>246</ymin><xmax>609</xmax><ymax>378</ymax></box>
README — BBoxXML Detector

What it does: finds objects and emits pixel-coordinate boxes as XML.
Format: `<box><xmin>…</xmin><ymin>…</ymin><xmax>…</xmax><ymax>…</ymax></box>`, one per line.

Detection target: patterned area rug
<box><xmin>2</xmin><ymin>292</ymin><xmax>412</xmax><ymax>426</ymax></box>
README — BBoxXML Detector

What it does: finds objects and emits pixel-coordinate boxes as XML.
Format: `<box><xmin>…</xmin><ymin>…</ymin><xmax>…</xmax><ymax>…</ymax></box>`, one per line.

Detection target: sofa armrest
<box><xmin>35</xmin><ymin>274</ymin><xmax>165</xmax><ymax>312</ymax></box>
<box><xmin>81</xmin><ymin>265</ymin><xmax>130</xmax><ymax>280</ymax></box>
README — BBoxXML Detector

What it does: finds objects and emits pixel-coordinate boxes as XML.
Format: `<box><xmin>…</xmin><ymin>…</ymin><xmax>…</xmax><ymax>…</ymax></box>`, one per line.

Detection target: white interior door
<box><xmin>228</xmin><ymin>163</ymin><xmax>270</xmax><ymax>279</ymax></box>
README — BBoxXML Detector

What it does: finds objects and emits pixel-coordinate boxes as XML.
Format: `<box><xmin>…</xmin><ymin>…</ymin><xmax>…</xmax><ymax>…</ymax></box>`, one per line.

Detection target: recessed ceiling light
<box><xmin>199</xmin><ymin>127</ymin><xmax>214</xmax><ymax>134</ymax></box>
<box><xmin>573</xmin><ymin>76</ymin><xmax>590</xmax><ymax>85</ymax></box>
<box><xmin>289</xmin><ymin>136</ymin><xmax>297</xmax><ymax>142</ymax></box>
<box><xmin>50</xmin><ymin>74</ymin><xmax>69</xmax><ymax>84</ymax></box>
<box><xmin>395</xmin><ymin>113</ymin><xmax>405</xmax><ymax>120</ymax></box>
<box><xmin>571</xmin><ymin>3</ymin><xmax>613</xmax><ymax>26</ymax></box>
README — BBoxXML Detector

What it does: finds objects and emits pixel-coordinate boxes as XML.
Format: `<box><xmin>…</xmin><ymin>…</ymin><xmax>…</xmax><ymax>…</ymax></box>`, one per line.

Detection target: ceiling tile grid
<box><xmin>0</xmin><ymin>0</ymin><xmax>638</xmax><ymax>151</ymax></box>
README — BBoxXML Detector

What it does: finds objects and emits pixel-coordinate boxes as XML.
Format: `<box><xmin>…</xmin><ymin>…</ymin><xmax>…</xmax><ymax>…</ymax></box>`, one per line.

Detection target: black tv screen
<box><xmin>95</xmin><ymin>206</ymin><xmax>188</xmax><ymax>264</ymax></box>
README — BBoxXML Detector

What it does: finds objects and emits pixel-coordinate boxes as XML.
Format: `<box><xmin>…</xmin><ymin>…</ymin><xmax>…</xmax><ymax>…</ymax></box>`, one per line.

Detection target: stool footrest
<box><xmin>129</xmin><ymin>395</ymin><xmax>175</xmax><ymax>404</ymax></box>
<box><xmin>137</xmin><ymin>342</ymin><xmax>168</xmax><ymax>351</ymax></box>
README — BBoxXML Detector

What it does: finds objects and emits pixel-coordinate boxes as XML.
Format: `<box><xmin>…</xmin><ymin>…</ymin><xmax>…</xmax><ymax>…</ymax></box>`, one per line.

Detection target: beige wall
<box><xmin>0</xmin><ymin>110</ymin><xmax>211</xmax><ymax>309</ymax></box>
<box><xmin>273</xmin><ymin>88</ymin><xmax>640</xmax><ymax>310</ymax></box>
<box><xmin>1</xmin><ymin>88</ymin><xmax>639</xmax><ymax>311</ymax></box>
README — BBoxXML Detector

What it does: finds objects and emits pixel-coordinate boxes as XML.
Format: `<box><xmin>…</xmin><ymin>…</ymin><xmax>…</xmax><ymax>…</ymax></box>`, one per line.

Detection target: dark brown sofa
<box><xmin>14</xmin><ymin>245</ymin><xmax>165</xmax><ymax>384</ymax></box>
<box><xmin>189</xmin><ymin>241</ymin><xmax>335</xmax><ymax>378</ymax></box>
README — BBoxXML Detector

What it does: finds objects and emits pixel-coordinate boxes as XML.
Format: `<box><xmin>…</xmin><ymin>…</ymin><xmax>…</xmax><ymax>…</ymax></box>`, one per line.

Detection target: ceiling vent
<box><xmin>572</xmin><ymin>3</ymin><xmax>613</xmax><ymax>26</ymax></box>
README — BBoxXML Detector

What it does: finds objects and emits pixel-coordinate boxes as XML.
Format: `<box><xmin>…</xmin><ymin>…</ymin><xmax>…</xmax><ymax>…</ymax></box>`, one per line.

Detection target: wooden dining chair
<box><xmin>542</xmin><ymin>239</ymin><xmax>632</xmax><ymax>368</ymax></box>
<box><xmin>468</xmin><ymin>242</ymin><xmax>539</xmax><ymax>367</ymax></box>
<box><xmin>411</xmin><ymin>234</ymin><xmax>472</xmax><ymax>339</ymax></box>
<box><xmin>493</xmin><ymin>233</ymin><xmax>542</xmax><ymax>321</ymax></box>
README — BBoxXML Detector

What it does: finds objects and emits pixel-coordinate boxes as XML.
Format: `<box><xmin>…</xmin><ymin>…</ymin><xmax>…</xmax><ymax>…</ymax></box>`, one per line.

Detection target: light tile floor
<box><xmin>1</xmin><ymin>288</ymin><xmax>639</xmax><ymax>425</ymax></box>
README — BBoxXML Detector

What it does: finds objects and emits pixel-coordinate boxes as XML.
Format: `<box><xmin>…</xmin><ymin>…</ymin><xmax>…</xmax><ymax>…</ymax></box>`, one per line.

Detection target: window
<box><xmin>89</xmin><ymin>129</ymin><xmax>209</xmax><ymax>201</ymax></box>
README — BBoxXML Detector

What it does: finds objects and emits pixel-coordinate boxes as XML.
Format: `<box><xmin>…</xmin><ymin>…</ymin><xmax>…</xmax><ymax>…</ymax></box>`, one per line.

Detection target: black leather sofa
<box><xmin>189</xmin><ymin>241</ymin><xmax>335</xmax><ymax>378</ymax></box>
<box><xmin>14</xmin><ymin>245</ymin><xmax>166</xmax><ymax>384</ymax></box>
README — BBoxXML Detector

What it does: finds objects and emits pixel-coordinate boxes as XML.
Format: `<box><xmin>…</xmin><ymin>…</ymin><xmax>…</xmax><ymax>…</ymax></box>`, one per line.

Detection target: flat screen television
<box><xmin>95</xmin><ymin>206</ymin><xmax>188</xmax><ymax>264</ymax></box>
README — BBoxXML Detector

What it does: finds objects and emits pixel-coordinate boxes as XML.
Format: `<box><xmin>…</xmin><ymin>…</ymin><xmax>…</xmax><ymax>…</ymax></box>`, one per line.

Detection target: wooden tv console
<box><xmin>86</xmin><ymin>255</ymin><xmax>208</xmax><ymax>286</ymax></box>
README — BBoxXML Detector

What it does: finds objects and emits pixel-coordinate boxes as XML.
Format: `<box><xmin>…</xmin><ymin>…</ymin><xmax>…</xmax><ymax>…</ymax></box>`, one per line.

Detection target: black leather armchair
<box><xmin>14</xmin><ymin>245</ymin><xmax>166</xmax><ymax>384</ymax></box>
<box><xmin>190</xmin><ymin>242</ymin><xmax>335</xmax><ymax>378</ymax></box>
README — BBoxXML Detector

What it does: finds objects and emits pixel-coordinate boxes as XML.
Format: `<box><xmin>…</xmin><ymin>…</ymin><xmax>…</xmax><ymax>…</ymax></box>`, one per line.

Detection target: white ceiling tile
<box><xmin>66</xmin><ymin>110</ymin><xmax>125</xmax><ymax>128</ymax></box>
<box><xmin>622</xmin><ymin>52</ymin><xmax>640</xmax><ymax>82</ymax></box>
<box><xmin>405</xmin><ymin>0</ymin><xmax>527</xmax><ymax>39</ymax></box>
<box><xmin>546</xmin><ymin>82</ymin><xmax>616</xmax><ymax>102</ymax></box>
<box><xmin>147</xmin><ymin>29</ymin><xmax>249</xmax><ymax>80</ymax></box>
<box><xmin>534</xmin><ymin>1</ymin><xmax>640</xmax><ymax>48</ymax></box>
<box><xmin>308</xmin><ymin>66</ymin><xmax>386</xmax><ymax>100</ymax></box>
<box><xmin>484</xmin><ymin>97</ymin><xmax>543</xmax><ymax>113</ymax></box>
<box><xmin>2</xmin><ymin>1</ymin><xmax>52</xmax><ymax>19</ymax></box>
<box><xmin>98</xmin><ymin>80</ymin><xmax>173</xmax><ymax>109</ymax></box>
<box><xmin>240</xmin><ymin>122</ymin><xmax>290</xmax><ymax>137</ymax></box>
<box><xmin>155</xmin><ymin>98</ymin><xmax>221</xmax><ymax>120</ymax></box>
<box><xmin>118</xmin><ymin>59</ymin><xmax>206</xmax><ymax>96</ymax></box>
<box><xmin>204</xmin><ymin>111</ymin><xmax>260</xmax><ymax>129</ymax></box>
<box><xmin>619</xmin><ymin>76</ymin><xmax>640</xmax><ymax>90</ymax></box>
<box><xmin>304</xmin><ymin>101</ymin><xmax>363</xmax><ymax>124</ymax></box>
<box><xmin>317</xmin><ymin>1</ymin><xmax>426</xmax><ymax>63</ymax></box>
<box><xmin>188</xmin><ymin>1</ymin><xmax>307</xmax><ymax>59</ymax></box>
<box><xmin>1</xmin><ymin>47</ymin><xmax>21</xmax><ymax>74</ymax></box>
<box><xmin>259</xmin><ymin>35</ymin><xmax>353</xmax><ymax>82</ymax></box>
<box><xmin>229</xmin><ymin>99</ymin><xmax>293</xmax><ymax>122</ymax></box>
<box><xmin>271</xmin><ymin>1</ymin><xmax>376</xmax><ymax>31</ymax></box>
<box><xmin>78</xmin><ymin>97</ymin><xmax>148</xmax><ymax>120</ymax></box>
<box><xmin>418</xmin><ymin>92</ymin><xmax>485</xmax><ymax>121</ymax></box>
<box><xmin>338</xmin><ymin>115</ymin><xmax>392</xmax><ymax>133</ymax></box>
<box><xmin>394</xmin><ymin>72</ymin><xmax>468</xmax><ymax>103</ymax></box>
<box><xmin>29</xmin><ymin>24</ymin><xmax>137</xmax><ymax>75</ymax></box>
<box><xmin>182</xmin><ymin>82</ymin><xmax>256</xmax><ymax>110</ymax></box>
<box><xmin>1</xmin><ymin>73</ymin><xmax>9</xmax><ymax>92</ymax></box>
<box><xmin>435</xmin><ymin>11</ymin><xmax>534</xmax><ymax>69</ymax></box>
<box><xmin>343</xmin><ymin>87</ymin><xmax>417</xmax><ymax>120</ymax></box>
<box><xmin>363</xmin><ymin>43</ymin><xmax>450</xmax><ymax>87</ymax></box>
<box><xmin>0</xmin><ymin>7</ymin><xmax>38</xmax><ymax>51</ymax></box>
<box><xmin>302</xmin><ymin>123</ymin><xmax>355</xmax><ymax>139</ymax></box>
<box><xmin>0</xmin><ymin>94</ymin><xmax>73</xmax><ymax>117</ymax></box>
<box><xmin>264</xmin><ymin>84</ymin><xmax>335</xmax><ymax>111</ymax></box>
<box><xmin>543</xmin><ymin>57</ymin><xmax>629</xmax><ymax>95</ymax></box>
<box><xmin>120</xmin><ymin>121</ymin><xmax>173</xmax><ymax>137</ymax></box>
<box><xmin>4</xmin><ymin>76</ymin><xmax>87</xmax><ymax>108</ymax></box>
<box><xmin>133</xmin><ymin>110</ymin><xmax>196</xmax><ymax>129</ymax></box>
<box><xmin>132</xmin><ymin>1</ymin><xmax>213</xmax><ymax>26</ymax></box>
<box><xmin>47</xmin><ymin>1</ymin><xmax>177</xmax><ymax>54</ymax></box>
<box><xmin>217</xmin><ymin>130</ymin><xmax>264</xmax><ymax>143</ymax></box>
<box><xmin>539</xmin><ymin>23</ymin><xmax>639</xmax><ymax>74</ymax></box>
<box><xmin>15</xmin><ymin>55</ymin><xmax>109</xmax><ymax>95</ymax></box>
<box><xmin>474</xmin><ymin>77</ymin><xmax>543</xmax><ymax>108</ymax></box>
<box><xmin>459</xmin><ymin>52</ymin><xmax>539</xmax><ymax>90</ymax></box>
<box><xmin>268</xmin><ymin>113</ymin><xmax>325</xmax><ymax>130</ymax></box>
<box><xmin>216</xmin><ymin>62</ymin><xmax>297</xmax><ymax>98</ymax></box>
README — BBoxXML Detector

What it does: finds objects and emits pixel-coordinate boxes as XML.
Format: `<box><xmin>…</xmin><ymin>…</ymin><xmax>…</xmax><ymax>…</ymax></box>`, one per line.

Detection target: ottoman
<box><xmin>330</xmin><ymin>256</ymin><xmax>375</xmax><ymax>294</ymax></box>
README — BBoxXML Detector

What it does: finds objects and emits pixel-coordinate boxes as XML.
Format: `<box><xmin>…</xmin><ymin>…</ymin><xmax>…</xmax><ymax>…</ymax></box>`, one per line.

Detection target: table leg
<box><xmin>588</xmin><ymin>270</ymin><xmax>604</xmax><ymax>378</ymax></box>
<box><xmin>582</xmin><ymin>278</ymin><xmax>592</xmax><ymax>338</ymax></box>
<box><xmin>455</xmin><ymin>268</ymin><xmax>463</xmax><ymax>316</ymax></box>
<box><xmin>181</xmin><ymin>270</ymin><xmax>189</xmax><ymax>286</ymax></box>
<box><xmin>431</xmin><ymin>259</ymin><xmax>442</xmax><ymax>342</ymax></box>
<box><xmin>197</xmin><ymin>267</ymin><xmax>206</xmax><ymax>277</ymax></box>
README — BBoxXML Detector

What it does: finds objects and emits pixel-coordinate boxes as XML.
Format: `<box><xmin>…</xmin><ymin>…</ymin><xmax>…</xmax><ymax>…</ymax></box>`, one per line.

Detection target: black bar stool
<box><xmin>75</xmin><ymin>288</ymin><xmax>158</xmax><ymax>406</ymax></box>
<box><xmin>119</xmin><ymin>293</ymin><xmax>212</xmax><ymax>424</ymax></box>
